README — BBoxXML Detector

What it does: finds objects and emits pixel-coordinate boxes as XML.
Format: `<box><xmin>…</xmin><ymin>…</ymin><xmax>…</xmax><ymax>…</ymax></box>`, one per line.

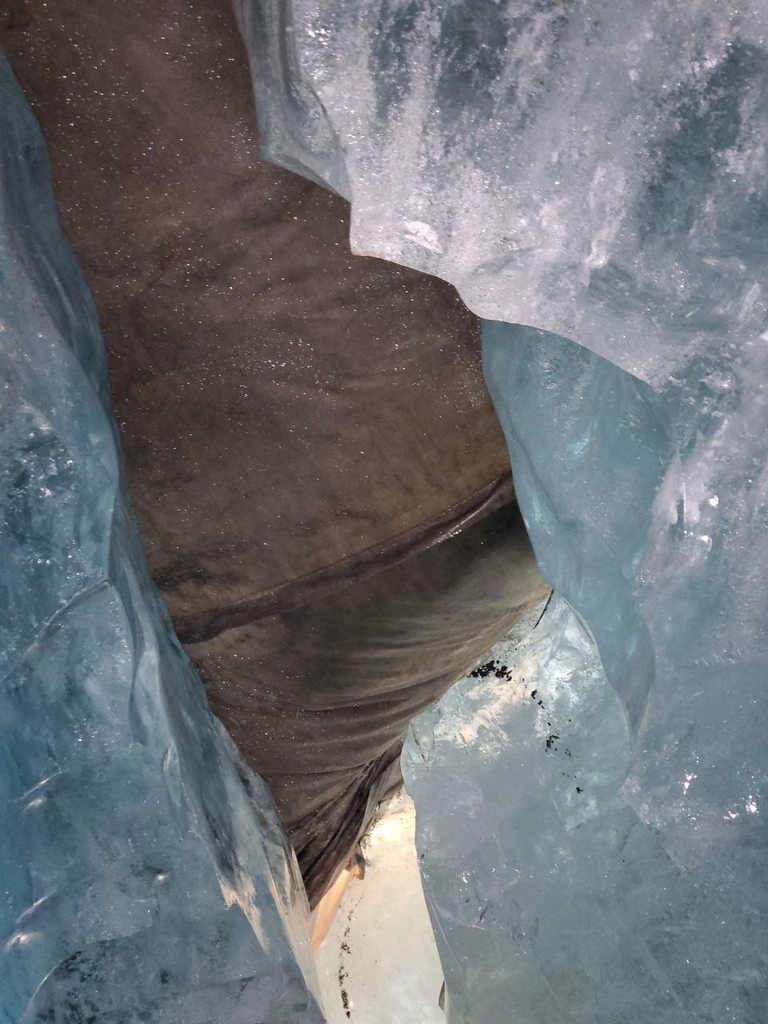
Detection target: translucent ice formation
<box><xmin>0</xmin><ymin>52</ymin><xmax>323</xmax><ymax>1024</ymax></box>
<box><xmin>238</xmin><ymin>3</ymin><xmax>768</xmax><ymax>1020</ymax></box>
<box><xmin>236</xmin><ymin>0</ymin><xmax>768</xmax><ymax>382</ymax></box>
<box><xmin>405</xmin><ymin>321</ymin><xmax>768</xmax><ymax>1022</ymax></box>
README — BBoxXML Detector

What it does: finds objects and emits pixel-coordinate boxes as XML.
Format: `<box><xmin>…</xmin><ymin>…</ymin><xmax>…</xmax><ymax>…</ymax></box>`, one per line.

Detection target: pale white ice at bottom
<box><xmin>315</xmin><ymin>791</ymin><xmax>445</xmax><ymax>1024</ymax></box>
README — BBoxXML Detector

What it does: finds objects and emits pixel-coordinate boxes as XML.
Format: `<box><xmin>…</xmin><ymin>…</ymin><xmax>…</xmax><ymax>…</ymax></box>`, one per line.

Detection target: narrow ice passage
<box><xmin>2</xmin><ymin>2</ymin><xmax>767</xmax><ymax>1022</ymax></box>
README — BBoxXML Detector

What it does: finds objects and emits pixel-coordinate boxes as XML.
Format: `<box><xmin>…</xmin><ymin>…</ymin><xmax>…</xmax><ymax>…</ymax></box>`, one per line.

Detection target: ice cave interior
<box><xmin>1</xmin><ymin>2</ymin><xmax>766</xmax><ymax>1023</ymax></box>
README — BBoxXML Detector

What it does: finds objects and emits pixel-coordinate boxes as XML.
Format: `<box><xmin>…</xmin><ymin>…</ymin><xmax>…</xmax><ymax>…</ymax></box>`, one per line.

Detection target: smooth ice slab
<box><xmin>403</xmin><ymin>315</ymin><xmax>768</xmax><ymax>1023</ymax></box>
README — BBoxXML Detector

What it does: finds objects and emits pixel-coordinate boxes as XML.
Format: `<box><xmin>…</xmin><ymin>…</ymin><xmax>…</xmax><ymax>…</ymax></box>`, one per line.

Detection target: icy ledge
<box><xmin>236</xmin><ymin>4</ymin><xmax>768</xmax><ymax>1021</ymax></box>
<box><xmin>236</xmin><ymin>0</ymin><xmax>768</xmax><ymax>383</ymax></box>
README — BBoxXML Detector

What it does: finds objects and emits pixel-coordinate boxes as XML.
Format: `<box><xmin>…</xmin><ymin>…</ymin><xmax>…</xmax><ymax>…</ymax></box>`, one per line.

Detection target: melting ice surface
<box><xmin>238</xmin><ymin>2</ymin><xmax>768</xmax><ymax>1021</ymax></box>
<box><xmin>0</xmin><ymin>52</ymin><xmax>323</xmax><ymax>1023</ymax></box>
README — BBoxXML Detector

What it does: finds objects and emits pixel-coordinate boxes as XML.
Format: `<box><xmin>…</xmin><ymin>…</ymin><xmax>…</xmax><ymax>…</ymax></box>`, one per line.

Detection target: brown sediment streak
<box><xmin>174</xmin><ymin>473</ymin><xmax>516</xmax><ymax>645</ymax></box>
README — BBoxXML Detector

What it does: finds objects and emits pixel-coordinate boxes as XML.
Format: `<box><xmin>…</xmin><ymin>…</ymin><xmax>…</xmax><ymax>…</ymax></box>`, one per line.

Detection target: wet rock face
<box><xmin>1</xmin><ymin>0</ymin><xmax>508</xmax><ymax>628</ymax></box>
<box><xmin>195</xmin><ymin>496</ymin><xmax>548</xmax><ymax>903</ymax></box>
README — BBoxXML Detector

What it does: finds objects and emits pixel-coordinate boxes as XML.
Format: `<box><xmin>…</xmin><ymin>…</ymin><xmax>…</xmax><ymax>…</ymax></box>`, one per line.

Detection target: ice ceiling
<box><xmin>237</xmin><ymin>0</ymin><xmax>768</xmax><ymax>383</ymax></box>
<box><xmin>2</xmin><ymin>2</ymin><xmax>767</xmax><ymax>1022</ymax></box>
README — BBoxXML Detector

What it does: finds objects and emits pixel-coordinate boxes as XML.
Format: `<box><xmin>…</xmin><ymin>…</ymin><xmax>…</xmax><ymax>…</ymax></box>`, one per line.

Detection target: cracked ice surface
<box><xmin>0</xmin><ymin>52</ymin><xmax>323</xmax><ymax>1024</ymax></box>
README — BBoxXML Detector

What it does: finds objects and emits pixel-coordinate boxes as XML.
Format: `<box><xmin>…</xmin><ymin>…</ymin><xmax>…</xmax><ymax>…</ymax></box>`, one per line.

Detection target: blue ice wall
<box><xmin>403</xmin><ymin>324</ymin><xmax>768</xmax><ymax>1021</ymax></box>
<box><xmin>238</xmin><ymin>2</ymin><xmax>768</xmax><ymax>1020</ymax></box>
<box><xmin>237</xmin><ymin>0</ymin><xmax>768</xmax><ymax>383</ymax></box>
<box><xmin>0</xmin><ymin>52</ymin><xmax>324</xmax><ymax>1024</ymax></box>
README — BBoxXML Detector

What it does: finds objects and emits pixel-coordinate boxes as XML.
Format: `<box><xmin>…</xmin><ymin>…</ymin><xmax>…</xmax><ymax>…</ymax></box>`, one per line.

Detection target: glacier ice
<box><xmin>3</xmin><ymin>0</ymin><xmax>768</xmax><ymax>1017</ymax></box>
<box><xmin>404</xmin><ymin>323</ymin><xmax>768</xmax><ymax>1022</ymax></box>
<box><xmin>239</xmin><ymin>2</ymin><xmax>768</xmax><ymax>1021</ymax></box>
<box><xmin>406</xmin><ymin>590</ymin><xmax>766</xmax><ymax>1023</ymax></box>
<box><xmin>0</xmin><ymin>51</ymin><xmax>324</xmax><ymax>1024</ymax></box>
<box><xmin>236</xmin><ymin>0</ymin><xmax>768</xmax><ymax>383</ymax></box>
